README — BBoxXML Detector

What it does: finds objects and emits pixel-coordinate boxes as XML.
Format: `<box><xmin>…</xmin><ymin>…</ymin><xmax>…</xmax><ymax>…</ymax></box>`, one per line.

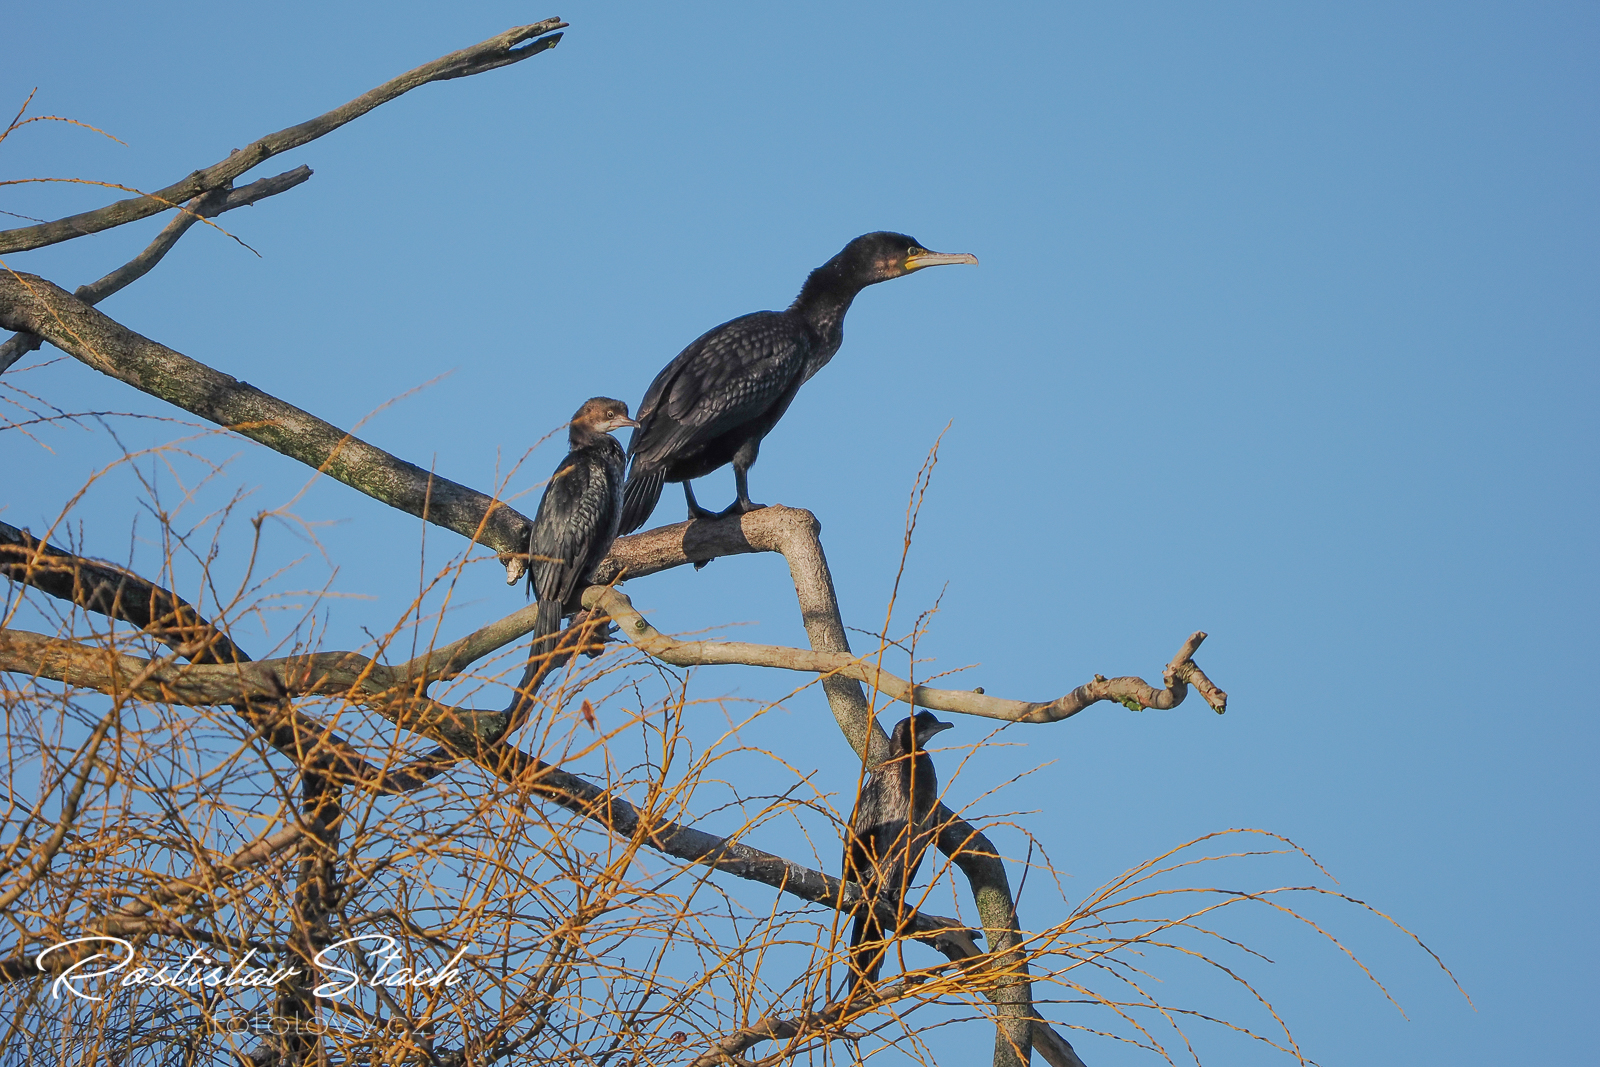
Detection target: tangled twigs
<box><xmin>1</xmin><ymin>519</ymin><xmax>243</xmax><ymax>662</ymax></box>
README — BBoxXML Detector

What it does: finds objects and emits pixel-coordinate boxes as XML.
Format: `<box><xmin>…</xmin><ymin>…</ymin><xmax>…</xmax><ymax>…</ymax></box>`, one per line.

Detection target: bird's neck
<box><xmin>568</xmin><ymin>425</ymin><xmax>612</xmax><ymax>451</ymax></box>
<box><xmin>789</xmin><ymin>264</ymin><xmax>862</xmax><ymax>344</ymax></box>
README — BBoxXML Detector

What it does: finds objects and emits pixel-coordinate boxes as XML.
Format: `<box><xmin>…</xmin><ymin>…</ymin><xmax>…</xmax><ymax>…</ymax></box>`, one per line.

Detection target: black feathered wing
<box><xmin>527</xmin><ymin>445</ymin><xmax>624</xmax><ymax>643</ymax></box>
<box><xmin>621</xmin><ymin>312</ymin><xmax>813</xmax><ymax>531</ymax></box>
<box><xmin>843</xmin><ymin>760</ymin><xmax>927</xmax><ymax>988</ymax></box>
<box><xmin>845</xmin><ymin>815</ymin><xmax>913</xmax><ymax>987</ymax></box>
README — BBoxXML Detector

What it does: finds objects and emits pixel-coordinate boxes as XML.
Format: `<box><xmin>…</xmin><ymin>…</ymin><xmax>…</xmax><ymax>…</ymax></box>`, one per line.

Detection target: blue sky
<box><xmin>4</xmin><ymin>2</ymin><xmax>1596</xmax><ymax>1062</ymax></box>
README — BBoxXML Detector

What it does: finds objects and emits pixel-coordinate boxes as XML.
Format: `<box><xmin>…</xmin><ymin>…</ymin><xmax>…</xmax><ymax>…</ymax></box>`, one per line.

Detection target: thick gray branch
<box><xmin>0</xmin><ymin>274</ymin><xmax>811</xmax><ymax>570</ymax></box>
<box><xmin>0</xmin><ymin>21</ymin><xmax>564</xmax><ymax>255</ymax></box>
<box><xmin>0</xmin><ymin>271</ymin><xmax>534</xmax><ymax>555</ymax></box>
<box><xmin>0</xmin><ymin>167</ymin><xmax>312</xmax><ymax>373</ymax></box>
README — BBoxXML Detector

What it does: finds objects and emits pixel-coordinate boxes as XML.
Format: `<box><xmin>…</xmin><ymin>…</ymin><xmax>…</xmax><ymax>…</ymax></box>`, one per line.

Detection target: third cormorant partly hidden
<box><xmin>618</xmin><ymin>232</ymin><xmax>977</xmax><ymax>533</ymax></box>
<box><xmin>842</xmin><ymin>711</ymin><xmax>954</xmax><ymax>989</ymax></box>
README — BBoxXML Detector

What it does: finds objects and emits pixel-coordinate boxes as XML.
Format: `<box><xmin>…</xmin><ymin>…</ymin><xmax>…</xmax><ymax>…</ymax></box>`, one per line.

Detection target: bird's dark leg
<box><xmin>718</xmin><ymin>444</ymin><xmax>768</xmax><ymax>517</ymax></box>
<box><xmin>682</xmin><ymin>480</ymin><xmax>717</xmax><ymax>522</ymax></box>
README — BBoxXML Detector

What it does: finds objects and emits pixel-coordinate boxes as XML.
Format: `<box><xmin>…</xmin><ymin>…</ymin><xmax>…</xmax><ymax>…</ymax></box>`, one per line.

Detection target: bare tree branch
<box><xmin>0</xmin><ymin>270</ymin><xmax>535</xmax><ymax>555</ymax></box>
<box><xmin>0</xmin><ymin>21</ymin><xmax>564</xmax><ymax>255</ymax></box>
<box><xmin>688</xmin><ymin>974</ymin><xmax>1089</xmax><ymax>1067</ymax></box>
<box><xmin>0</xmin><ymin>824</ymin><xmax>308</xmax><ymax>983</ymax></box>
<box><xmin>0</xmin><ymin>521</ymin><xmax>489</xmax><ymax>795</ymax></box>
<box><xmin>586</xmin><ymin>585</ymin><xmax>1228</xmax><ymax>720</ymax></box>
<box><xmin>628</xmin><ymin>505</ymin><xmax>1042</xmax><ymax>1067</ymax></box>
<box><xmin>0</xmin><ymin>278</ymin><xmax>846</xmax><ymax>576</ymax></box>
<box><xmin>2</xmin><ymin>519</ymin><xmax>246</xmax><ymax>663</ymax></box>
<box><xmin>1</xmin><ymin>692</ymin><xmax>980</xmax><ymax>995</ymax></box>
<box><xmin>0</xmin><ymin>166</ymin><xmax>312</xmax><ymax>373</ymax></box>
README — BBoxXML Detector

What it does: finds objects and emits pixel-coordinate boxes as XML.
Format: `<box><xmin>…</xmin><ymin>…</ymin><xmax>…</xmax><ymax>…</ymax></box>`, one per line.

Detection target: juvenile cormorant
<box><xmin>525</xmin><ymin>397</ymin><xmax>638</xmax><ymax>651</ymax></box>
<box><xmin>842</xmin><ymin>711</ymin><xmax>954</xmax><ymax>989</ymax></box>
<box><xmin>618</xmin><ymin>232</ymin><xmax>977</xmax><ymax>533</ymax></box>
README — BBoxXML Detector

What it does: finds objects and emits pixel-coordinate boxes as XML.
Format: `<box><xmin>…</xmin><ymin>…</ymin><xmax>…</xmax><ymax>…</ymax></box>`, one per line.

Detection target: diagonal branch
<box><xmin>0</xmin><ymin>20</ymin><xmax>565</xmax><ymax>255</ymax></box>
<box><xmin>0</xmin><ymin>271</ymin><xmax>535</xmax><ymax>555</ymax></box>
<box><xmin>0</xmin><ymin>274</ymin><xmax>815</xmax><ymax>569</ymax></box>
<box><xmin>0</xmin><ymin>166</ymin><xmax>312</xmax><ymax>373</ymax></box>
<box><xmin>621</xmin><ymin>505</ymin><xmax>1072</xmax><ymax>1067</ymax></box>
<box><xmin>0</xmin><ymin>521</ymin><xmax>425</xmax><ymax>792</ymax></box>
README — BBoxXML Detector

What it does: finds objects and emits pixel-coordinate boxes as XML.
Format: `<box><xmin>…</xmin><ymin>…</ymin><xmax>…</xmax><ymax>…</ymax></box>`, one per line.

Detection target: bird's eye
<box><xmin>907</xmin><ymin>247</ymin><xmax>921</xmax><ymax>257</ymax></box>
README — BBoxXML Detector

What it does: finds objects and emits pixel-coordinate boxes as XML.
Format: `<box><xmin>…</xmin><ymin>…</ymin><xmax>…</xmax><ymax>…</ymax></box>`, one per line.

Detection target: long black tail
<box><xmin>505</xmin><ymin>599</ymin><xmax>566</xmax><ymax>725</ymax></box>
<box><xmin>847</xmin><ymin>903</ymin><xmax>885</xmax><ymax>989</ymax></box>
<box><xmin>619</xmin><ymin>464</ymin><xmax>666</xmax><ymax>535</ymax></box>
<box><xmin>532</xmin><ymin>599</ymin><xmax>563</xmax><ymax>646</ymax></box>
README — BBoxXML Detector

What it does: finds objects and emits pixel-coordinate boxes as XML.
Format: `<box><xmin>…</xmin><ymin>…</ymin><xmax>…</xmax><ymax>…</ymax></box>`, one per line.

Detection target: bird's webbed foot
<box><xmin>716</xmin><ymin>498</ymin><xmax>768</xmax><ymax>518</ymax></box>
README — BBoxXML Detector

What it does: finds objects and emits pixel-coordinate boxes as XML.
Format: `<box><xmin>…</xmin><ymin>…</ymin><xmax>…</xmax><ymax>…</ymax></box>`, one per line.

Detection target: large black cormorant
<box><xmin>525</xmin><ymin>397</ymin><xmax>638</xmax><ymax>651</ymax></box>
<box><xmin>617</xmin><ymin>232</ymin><xmax>977</xmax><ymax>533</ymax></box>
<box><xmin>842</xmin><ymin>711</ymin><xmax>954</xmax><ymax>989</ymax></box>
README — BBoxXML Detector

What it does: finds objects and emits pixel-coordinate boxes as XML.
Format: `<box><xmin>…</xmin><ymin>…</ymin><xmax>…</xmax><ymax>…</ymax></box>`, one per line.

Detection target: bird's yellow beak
<box><xmin>904</xmin><ymin>249</ymin><xmax>979</xmax><ymax>271</ymax></box>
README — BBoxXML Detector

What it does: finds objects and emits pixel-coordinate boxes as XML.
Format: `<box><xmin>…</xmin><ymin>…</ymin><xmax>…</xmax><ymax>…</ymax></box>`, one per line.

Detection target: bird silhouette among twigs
<box><xmin>842</xmin><ymin>711</ymin><xmax>954</xmax><ymax>990</ymax></box>
<box><xmin>618</xmin><ymin>232</ymin><xmax>977</xmax><ymax>533</ymax></box>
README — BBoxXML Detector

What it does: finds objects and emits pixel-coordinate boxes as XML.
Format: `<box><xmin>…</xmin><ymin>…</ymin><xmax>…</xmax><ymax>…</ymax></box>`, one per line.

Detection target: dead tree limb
<box><xmin>0</xmin><ymin>20</ymin><xmax>564</xmax><ymax>255</ymax></box>
<box><xmin>0</xmin><ymin>520</ymin><xmax>446</xmax><ymax>794</ymax></box>
<box><xmin>0</xmin><ymin>166</ymin><xmax>312</xmax><ymax>373</ymax></box>
<box><xmin>2</xmin><ymin>518</ymin><xmax>245</xmax><ymax>662</ymax></box>
<box><xmin>0</xmin><ymin>271</ymin><xmax>535</xmax><ymax>556</ymax></box>
<box><xmin>586</xmin><ymin>585</ymin><xmax>1228</xmax><ymax>720</ymax></box>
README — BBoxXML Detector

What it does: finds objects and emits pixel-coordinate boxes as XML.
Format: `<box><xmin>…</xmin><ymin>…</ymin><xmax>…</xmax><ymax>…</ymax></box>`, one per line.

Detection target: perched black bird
<box><xmin>618</xmin><ymin>232</ymin><xmax>977</xmax><ymax>533</ymax></box>
<box><xmin>525</xmin><ymin>397</ymin><xmax>639</xmax><ymax>651</ymax></box>
<box><xmin>843</xmin><ymin>711</ymin><xmax>954</xmax><ymax>989</ymax></box>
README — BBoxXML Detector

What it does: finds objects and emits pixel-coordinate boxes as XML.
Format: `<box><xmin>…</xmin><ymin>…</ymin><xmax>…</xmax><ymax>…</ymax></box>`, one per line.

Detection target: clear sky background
<box><xmin>4</xmin><ymin>3</ymin><xmax>1596</xmax><ymax>1063</ymax></box>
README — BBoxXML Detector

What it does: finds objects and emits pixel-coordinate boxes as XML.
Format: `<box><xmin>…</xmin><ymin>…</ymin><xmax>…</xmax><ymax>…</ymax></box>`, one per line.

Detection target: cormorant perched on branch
<box><xmin>525</xmin><ymin>397</ymin><xmax>638</xmax><ymax>652</ymax></box>
<box><xmin>843</xmin><ymin>711</ymin><xmax>954</xmax><ymax>989</ymax></box>
<box><xmin>618</xmin><ymin>232</ymin><xmax>977</xmax><ymax>533</ymax></box>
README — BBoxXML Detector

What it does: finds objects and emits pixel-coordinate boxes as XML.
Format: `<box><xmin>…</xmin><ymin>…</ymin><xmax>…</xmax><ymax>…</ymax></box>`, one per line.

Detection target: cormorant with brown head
<box><xmin>842</xmin><ymin>711</ymin><xmax>954</xmax><ymax>989</ymax></box>
<box><xmin>525</xmin><ymin>397</ymin><xmax>639</xmax><ymax>652</ymax></box>
<box><xmin>618</xmin><ymin>232</ymin><xmax>977</xmax><ymax>533</ymax></box>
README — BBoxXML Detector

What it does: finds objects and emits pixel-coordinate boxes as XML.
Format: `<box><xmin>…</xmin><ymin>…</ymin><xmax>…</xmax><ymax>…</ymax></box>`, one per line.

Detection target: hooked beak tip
<box><xmin>905</xmin><ymin>251</ymin><xmax>980</xmax><ymax>271</ymax></box>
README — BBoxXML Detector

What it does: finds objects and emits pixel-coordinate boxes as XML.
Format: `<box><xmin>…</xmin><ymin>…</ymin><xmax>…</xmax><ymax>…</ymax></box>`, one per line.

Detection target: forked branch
<box><xmin>0</xmin><ymin>166</ymin><xmax>312</xmax><ymax>373</ymax></box>
<box><xmin>0</xmin><ymin>20</ymin><xmax>564</xmax><ymax>255</ymax></box>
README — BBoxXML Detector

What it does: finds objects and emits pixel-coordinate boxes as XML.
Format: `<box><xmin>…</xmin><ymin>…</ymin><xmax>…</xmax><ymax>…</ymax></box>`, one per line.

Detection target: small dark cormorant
<box><xmin>618</xmin><ymin>232</ymin><xmax>978</xmax><ymax>533</ymax></box>
<box><xmin>525</xmin><ymin>397</ymin><xmax>638</xmax><ymax>651</ymax></box>
<box><xmin>842</xmin><ymin>711</ymin><xmax>954</xmax><ymax>989</ymax></box>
